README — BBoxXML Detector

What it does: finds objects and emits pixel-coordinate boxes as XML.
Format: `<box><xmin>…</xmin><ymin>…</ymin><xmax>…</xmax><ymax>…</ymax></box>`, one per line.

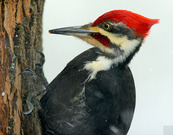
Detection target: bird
<box><xmin>39</xmin><ymin>10</ymin><xmax>159</xmax><ymax>135</ymax></box>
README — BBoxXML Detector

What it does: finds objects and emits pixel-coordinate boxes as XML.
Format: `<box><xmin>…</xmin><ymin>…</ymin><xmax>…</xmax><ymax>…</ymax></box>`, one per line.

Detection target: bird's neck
<box><xmin>83</xmin><ymin>39</ymin><xmax>142</xmax><ymax>81</ymax></box>
<box><xmin>112</xmin><ymin>40</ymin><xmax>142</xmax><ymax>66</ymax></box>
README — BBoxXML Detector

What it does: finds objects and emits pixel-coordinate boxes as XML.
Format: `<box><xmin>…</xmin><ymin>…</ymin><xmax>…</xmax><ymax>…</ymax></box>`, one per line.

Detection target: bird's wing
<box><xmin>84</xmin><ymin>66</ymin><xmax>136</xmax><ymax>134</ymax></box>
<box><xmin>40</xmin><ymin>48</ymin><xmax>101</xmax><ymax>107</ymax></box>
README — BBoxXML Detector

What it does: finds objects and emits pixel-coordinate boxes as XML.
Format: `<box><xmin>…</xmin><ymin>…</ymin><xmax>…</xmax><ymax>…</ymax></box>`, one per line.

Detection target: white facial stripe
<box><xmin>90</xmin><ymin>27</ymin><xmax>141</xmax><ymax>50</ymax></box>
<box><xmin>95</xmin><ymin>27</ymin><xmax>138</xmax><ymax>46</ymax></box>
<box><xmin>96</xmin><ymin>27</ymin><xmax>141</xmax><ymax>56</ymax></box>
<box><xmin>112</xmin><ymin>38</ymin><xmax>141</xmax><ymax>64</ymax></box>
<box><xmin>120</xmin><ymin>38</ymin><xmax>141</xmax><ymax>55</ymax></box>
<box><xmin>98</xmin><ymin>28</ymin><xmax>125</xmax><ymax>44</ymax></box>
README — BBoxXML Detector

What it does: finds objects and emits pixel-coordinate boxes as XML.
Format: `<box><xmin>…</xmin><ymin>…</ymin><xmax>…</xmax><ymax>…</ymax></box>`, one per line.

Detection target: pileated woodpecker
<box><xmin>40</xmin><ymin>10</ymin><xmax>159</xmax><ymax>135</ymax></box>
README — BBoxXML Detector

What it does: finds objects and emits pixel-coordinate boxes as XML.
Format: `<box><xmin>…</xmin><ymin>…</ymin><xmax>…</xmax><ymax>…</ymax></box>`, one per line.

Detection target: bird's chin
<box><xmin>75</xmin><ymin>35</ymin><xmax>116</xmax><ymax>56</ymax></box>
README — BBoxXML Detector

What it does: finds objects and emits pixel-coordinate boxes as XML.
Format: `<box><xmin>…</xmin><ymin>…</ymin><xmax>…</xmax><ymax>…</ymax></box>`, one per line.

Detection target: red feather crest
<box><xmin>92</xmin><ymin>10</ymin><xmax>159</xmax><ymax>37</ymax></box>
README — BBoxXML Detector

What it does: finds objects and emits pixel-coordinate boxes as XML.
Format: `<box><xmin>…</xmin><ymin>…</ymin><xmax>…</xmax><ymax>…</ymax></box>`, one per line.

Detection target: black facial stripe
<box><xmin>98</xmin><ymin>21</ymin><xmax>136</xmax><ymax>40</ymax></box>
<box><xmin>112</xmin><ymin>26</ymin><xmax>128</xmax><ymax>35</ymax></box>
<box><xmin>113</xmin><ymin>26</ymin><xmax>136</xmax><ymax>39</ymax></box>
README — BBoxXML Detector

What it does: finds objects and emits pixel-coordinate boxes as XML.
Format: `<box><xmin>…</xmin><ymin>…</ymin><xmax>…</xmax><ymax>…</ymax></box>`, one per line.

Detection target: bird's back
<box><xmin>40</xmin><ymin>47</ymin><xmax>135</xmax><ymax>135</ymax></box>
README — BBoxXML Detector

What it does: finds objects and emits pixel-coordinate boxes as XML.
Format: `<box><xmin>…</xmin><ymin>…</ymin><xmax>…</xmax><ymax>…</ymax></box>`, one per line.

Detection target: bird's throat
<box><xmin>83</xmin><ymin>38</ymin><xmax>142</xmax><ymax>81</ymax></box>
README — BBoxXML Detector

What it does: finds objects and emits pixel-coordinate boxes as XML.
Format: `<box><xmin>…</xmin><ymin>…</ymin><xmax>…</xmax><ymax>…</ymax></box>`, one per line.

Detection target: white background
<box><xmin>42</xmin><ymin>0</ymin><xmax>173</xmax><ymax>135</ymax></box>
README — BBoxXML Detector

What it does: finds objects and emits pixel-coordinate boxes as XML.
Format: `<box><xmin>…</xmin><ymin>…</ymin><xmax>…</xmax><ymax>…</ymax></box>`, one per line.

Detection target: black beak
<box><xmin>49</xmin><ymin>25</ymin><xmax>97</xmax><ymax>36</ymax></box>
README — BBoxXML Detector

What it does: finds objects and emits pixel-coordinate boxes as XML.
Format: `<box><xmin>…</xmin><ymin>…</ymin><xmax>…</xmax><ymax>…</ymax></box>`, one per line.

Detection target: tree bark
<box><xmin>0</xmin><ymin>0</ymin><xmax>45</xmax><ymax>134</ymax></box>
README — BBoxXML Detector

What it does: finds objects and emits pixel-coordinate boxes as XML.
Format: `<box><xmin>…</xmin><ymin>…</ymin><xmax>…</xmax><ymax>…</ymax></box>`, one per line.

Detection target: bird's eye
<box><xmin>104</xmin><ymin>24</ymin><xmax>110</xmax><ymax>30</ymax></box>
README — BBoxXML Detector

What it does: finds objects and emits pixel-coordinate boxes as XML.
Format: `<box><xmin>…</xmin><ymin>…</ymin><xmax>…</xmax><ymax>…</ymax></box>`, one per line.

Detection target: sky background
<box><xmin>42</xmin><ymin>0</ymin><xmax>173</xmax><ymax>135</ymax></box>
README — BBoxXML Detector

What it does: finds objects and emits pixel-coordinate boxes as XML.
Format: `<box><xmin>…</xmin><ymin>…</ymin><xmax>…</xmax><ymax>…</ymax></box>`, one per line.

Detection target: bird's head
<box><xmin>49</xmin><ymin>10</ymin><xmax>159</xmax><ymax>59</ymax></box>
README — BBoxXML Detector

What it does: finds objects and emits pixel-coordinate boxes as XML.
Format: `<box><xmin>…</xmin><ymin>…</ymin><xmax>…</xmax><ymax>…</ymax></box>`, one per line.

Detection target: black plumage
<box><xmin>39</xmin><ymin>9</ymin><xmax>158</xmax><ymax>135</ymax></box>
<box><xmin>40</xmin><ymin>48</ymin><xmax>135</xmax><ymax>135</ymax></box>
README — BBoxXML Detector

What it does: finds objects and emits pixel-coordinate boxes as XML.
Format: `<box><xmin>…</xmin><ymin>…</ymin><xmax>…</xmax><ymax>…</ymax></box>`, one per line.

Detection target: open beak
<box><xmin>49</xmin><ymin>24</ymin><xmax>97</xmax><ymax>36</ymax></box>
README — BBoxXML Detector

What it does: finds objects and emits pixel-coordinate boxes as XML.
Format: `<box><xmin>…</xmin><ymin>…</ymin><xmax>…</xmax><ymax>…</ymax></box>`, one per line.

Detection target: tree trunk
<box><xmin>0</xmin><ymin>0</ymin><xmax>45</xmax><ymax>134</ymax></box>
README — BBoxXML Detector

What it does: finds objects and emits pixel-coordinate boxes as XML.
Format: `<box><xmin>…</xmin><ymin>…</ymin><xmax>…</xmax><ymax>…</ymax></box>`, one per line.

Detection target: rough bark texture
<box><xmin>0</xmin><ymin>0</ymin><xmax>45</xmax><ymax>134</ymax></box>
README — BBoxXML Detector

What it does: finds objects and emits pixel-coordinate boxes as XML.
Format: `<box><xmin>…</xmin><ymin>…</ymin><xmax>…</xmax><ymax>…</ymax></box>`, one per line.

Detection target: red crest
<box><xmin>92</xmin><ymin>10</ymin><xmax>159</xmax><ymax>37</ymax></box>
